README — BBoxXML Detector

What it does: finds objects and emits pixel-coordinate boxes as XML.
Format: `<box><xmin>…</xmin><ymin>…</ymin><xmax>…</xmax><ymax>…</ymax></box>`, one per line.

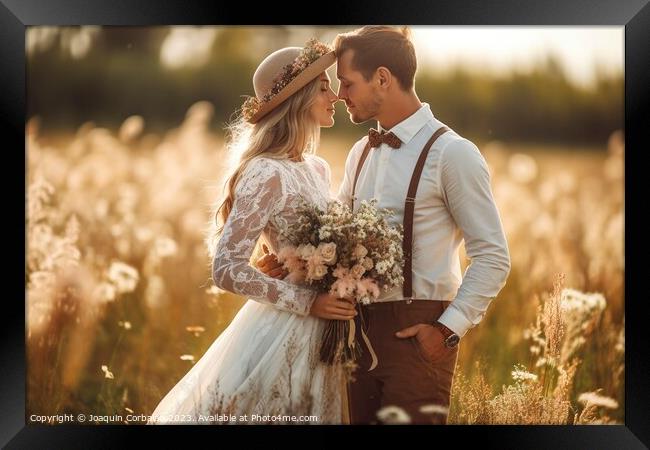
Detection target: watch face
<box><xmin>445</xmin><ymin>334</ymin><xmax>460</xmax><ymax>348</ymax></box>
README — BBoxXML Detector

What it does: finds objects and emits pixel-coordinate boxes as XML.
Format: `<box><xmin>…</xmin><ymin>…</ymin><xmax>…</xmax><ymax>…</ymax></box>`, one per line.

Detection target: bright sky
<box><xmin>410</xmin><ymin>27</ymin><xmax>623</xmax><ymax>87</ymax></box>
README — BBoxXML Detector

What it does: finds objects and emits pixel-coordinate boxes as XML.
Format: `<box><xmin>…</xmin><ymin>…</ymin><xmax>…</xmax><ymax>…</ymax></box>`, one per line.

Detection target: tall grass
<box><xmin>26</xmin><ymin>103</ymin><xmax>623</xmax><ymax>424</ymax></box>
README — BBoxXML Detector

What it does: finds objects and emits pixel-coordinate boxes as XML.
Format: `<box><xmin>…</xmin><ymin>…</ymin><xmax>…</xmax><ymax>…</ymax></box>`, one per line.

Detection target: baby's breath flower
<box><xmin>511</xmin><ymin>364</ymin><xmax>538</xmax><ymax>382</ymax></box>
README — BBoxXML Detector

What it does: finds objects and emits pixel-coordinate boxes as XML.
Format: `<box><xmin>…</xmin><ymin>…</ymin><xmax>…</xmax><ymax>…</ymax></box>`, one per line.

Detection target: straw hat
<box><xmin>242</xmin><ymin>39</ymin><xmax>336</xmax><ymax>124</ymax></box>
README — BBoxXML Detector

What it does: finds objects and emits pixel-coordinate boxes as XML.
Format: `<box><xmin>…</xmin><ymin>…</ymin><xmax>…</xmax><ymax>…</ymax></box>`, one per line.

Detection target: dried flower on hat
<box><xmin>241</xmin><ymin>38</ymin><xmax>333</xmax><ymax>122</ymax></box>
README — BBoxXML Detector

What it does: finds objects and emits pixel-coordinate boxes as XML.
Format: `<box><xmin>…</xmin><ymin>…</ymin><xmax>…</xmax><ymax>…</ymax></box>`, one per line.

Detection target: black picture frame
<box><xmin>4</xmin><ymin>0</ymin><xmax>649</xmax><ymax>447</ymax></box>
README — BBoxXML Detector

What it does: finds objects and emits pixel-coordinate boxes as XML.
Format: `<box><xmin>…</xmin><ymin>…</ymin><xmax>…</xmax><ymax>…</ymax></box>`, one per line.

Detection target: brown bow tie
<box><xmin>368</xmin><ymin>128</ymin><xmax>402</xmax><ymax>149</ymax></box>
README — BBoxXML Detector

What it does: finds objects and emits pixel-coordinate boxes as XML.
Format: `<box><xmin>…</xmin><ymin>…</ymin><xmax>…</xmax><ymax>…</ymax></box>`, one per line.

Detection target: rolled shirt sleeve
<box><xmin>436</xmin><ymin>139</ymin><xmax>511</xmax><ymax>338</ymax></box>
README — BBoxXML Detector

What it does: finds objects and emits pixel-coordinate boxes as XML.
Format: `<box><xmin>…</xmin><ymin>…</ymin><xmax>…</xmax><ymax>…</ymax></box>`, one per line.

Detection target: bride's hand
<box><xmin>255</xmin><ymin>244</ymin><xmax>287</xmax><ymax>279</ymax></box>
<box><xmin>309</xmin><ymin>293</ymin><xmax>357</xmax><ymax>321</ymax></box>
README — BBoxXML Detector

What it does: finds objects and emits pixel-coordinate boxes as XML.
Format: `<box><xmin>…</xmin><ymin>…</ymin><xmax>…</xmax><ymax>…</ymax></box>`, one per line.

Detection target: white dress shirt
<box><xmin>336</xmin><ymin>103</ymin><xmax>511</xmax><ymax>338</ymax></box>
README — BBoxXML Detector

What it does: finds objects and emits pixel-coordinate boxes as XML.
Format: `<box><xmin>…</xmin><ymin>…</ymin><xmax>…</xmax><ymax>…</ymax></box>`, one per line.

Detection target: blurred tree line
<box><xmin>27</xmin><ymin>26</ymin><xmax>622</xmax><ymax>146</ymax></box>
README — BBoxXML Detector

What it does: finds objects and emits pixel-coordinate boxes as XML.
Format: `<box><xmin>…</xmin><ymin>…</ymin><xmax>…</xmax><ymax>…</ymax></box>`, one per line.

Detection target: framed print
<box><xmin>4</xmin><ymin>0</ymin><xmax>649</xmax><ymax>447</ymax></box>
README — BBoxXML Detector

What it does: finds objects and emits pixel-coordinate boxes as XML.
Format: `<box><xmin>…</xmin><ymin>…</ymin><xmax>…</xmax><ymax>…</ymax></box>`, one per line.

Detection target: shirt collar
<box><xmin>377</xmin><ymin>103</ymin><xmax>435</xmax><ymax>145</ymax></box>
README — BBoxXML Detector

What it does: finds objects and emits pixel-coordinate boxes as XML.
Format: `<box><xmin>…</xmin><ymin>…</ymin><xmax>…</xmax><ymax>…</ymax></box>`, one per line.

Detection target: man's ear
<box><xmin>376</xmin><ymin>66</ymin><xmax>392</xmax><ymax>89</ymax></box>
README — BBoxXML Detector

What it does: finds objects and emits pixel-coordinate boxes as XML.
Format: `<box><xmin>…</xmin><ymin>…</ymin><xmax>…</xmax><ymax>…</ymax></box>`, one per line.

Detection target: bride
<box><xmin>147</xmin><ymin>39</ymin><xmax>356</xmax><ymax>425</ymax></box>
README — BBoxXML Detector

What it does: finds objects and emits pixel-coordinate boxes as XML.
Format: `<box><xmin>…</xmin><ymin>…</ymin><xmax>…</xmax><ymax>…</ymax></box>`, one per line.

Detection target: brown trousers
<box><xmin>347</xmin><ymin>300</ymin><xmax>459</xmax><ymax>425</ymax></box>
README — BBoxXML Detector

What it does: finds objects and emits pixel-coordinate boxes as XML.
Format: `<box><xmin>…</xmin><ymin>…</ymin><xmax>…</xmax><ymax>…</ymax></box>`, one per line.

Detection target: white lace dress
<box><xmin>148</xmin><ymin>154</ymin><xmax>345</xmax><ymax>425</ymax></box>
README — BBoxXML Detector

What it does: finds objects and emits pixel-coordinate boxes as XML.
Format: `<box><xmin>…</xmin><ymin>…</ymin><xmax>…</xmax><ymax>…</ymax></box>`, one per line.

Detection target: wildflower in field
<box><xmin>419</xmin><ymin>404</ymin><xmax>450</xmax><ymax>416</ymax></box>
<box><xmin>101</xmin><ymin>365</ymin><xmax>114</xmax><ymax>379</ymax></box>
<box><xmin>119</xmin><ymin>115</ymin><xmax>144</xmax><ymax>143</ymax></box>
<box><xmin>508</xmin><ymin>153</ymin><xmax>538</xmax><ymax>184</ymax></box>
<box><xmin>107</xmin><ymin>262</ymin><xmax>139</xmax><ymax>294</ymax></box>
<box><xmin>154</xmin><ymin>237</ymin><xmax>178</xmax><ymax>258</ymax></box>
<box><xmin>511</xmin><ymin>364</ymin><xmax>539</xmax><ymax>382</ymax></box>
<box><xmin>206</xmin><ymin>285</ymin><xmax>226</xmax><ymax>296</ymax></box>
<box><xmin>145</xmin><ymin>275</ymin><xmax>168</xmax><ymax>309</ymax></box>
<box><xmin>186</xmin><ymin>326</ymin><xmax>205</xmax><ymax>337</ymax></box>
<box><xmin>376</xmin><ymin>405</ymin><xmax>411</xmax><ymax>424</ymax></box>
<box><xmin>577</xmin><ymin>391</ymin><xmax>619</xmax><ymax>410</ymax></box>
<box><xmin>93</xmin><ymin>282</ymin><xmax>117</xmax><ymax>304</ymax></box>
<box><xmin>560</xmin><ymin>288</ymin><xmax>606</xmax><ymax>362</ymax></box>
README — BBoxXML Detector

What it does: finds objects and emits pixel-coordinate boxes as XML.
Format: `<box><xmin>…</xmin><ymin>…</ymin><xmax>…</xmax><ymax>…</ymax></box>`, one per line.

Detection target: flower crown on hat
<box><xmin>241</xmin><ymin>38</ymin><xmax>333</xmax><ymax>122</ymax></box>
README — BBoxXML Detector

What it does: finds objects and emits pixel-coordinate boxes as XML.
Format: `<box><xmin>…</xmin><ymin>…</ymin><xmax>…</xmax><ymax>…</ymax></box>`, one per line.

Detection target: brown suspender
<box><xmin>351</xmin><ymin>126</ymin><xmax>450</xmax><ymax>299</ymax></box>
<box><xmin>351</xmin><ymin>140</ymin><xmax>373</xmax><ymax>211</ymax></box>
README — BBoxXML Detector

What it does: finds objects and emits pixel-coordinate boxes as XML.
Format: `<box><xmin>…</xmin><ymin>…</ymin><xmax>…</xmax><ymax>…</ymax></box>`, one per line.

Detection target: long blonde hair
<box><xmin>206</xmin><ymin>76</ymin><xmax>321</xmax><ymax>260</ymax></box>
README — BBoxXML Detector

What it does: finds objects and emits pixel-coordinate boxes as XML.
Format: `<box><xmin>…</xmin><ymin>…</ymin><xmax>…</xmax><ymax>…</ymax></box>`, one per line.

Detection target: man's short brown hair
<box><xmin>334</xmin><ymin>26</ymin><xmax>417</xmax><ymax>91</ymax></box>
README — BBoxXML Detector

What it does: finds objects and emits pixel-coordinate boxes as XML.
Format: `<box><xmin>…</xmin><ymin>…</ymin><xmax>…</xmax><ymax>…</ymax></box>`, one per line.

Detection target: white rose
<box><xmin>319</xmin><ymin>242</ymin><xmax>338</xmax><ymax>265</ymax></box>
<box><xmin>351</xmin><ymin>264</ymin><xmax>366</xmax><ymax>279</ymax></box>
<box><xmin>353</xmin><ymin>244</ymin><xmax>368</xmax><ymax>259</ymax></box>
<box><xmin>307</xmin><ymin>263</ymin><xmax>328</xmax><ymax>281</ymax></box>
<box><xmin>315</xmin><ymin>264</ymin><xmax>328</xmax><ymax>279</ymax></box>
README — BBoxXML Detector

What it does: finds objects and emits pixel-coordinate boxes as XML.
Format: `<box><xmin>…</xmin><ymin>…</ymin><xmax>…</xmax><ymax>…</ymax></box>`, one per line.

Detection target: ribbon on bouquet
<box><xmin>347</xmin><ymin>315</ymin><xmax>378</xmax><ymax>372</ymax></box>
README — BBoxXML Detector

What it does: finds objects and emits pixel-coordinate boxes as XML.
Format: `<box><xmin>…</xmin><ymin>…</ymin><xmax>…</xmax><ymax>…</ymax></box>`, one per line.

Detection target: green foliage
<box><xmin>28</xmin><ymin>29</ymin><xmax>621</xmax><ymax>145</ymax></box>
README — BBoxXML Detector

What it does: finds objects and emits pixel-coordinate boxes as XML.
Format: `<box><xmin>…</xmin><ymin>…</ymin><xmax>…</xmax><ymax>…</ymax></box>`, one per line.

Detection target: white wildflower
<box><xmin>154</xmin><ymin>237</ymin><xmax>178</xmax><ymax>258</ymax></box>
<box><xmin>101</xmin><ymin>365</ymin><xmax>114</xmax><ymax>379</ymax></box>
<box><xmin>186</xmin><ymin>325</ymin><xmax>205</xmax><ymax>336</ymax></box>
<box><xmin>578</xmin><ymin>391</ymin><xmax>619</xmax><ymax>409</ymax></box>
<box><xmin>419</xmin><ymin>404</ymin><xmax>450</xmax><ymax>416</ymax></box>
<box><xmin>107</xmin><ymin>262</ymin><xmax>139</xmax><ymax>294</ymax></box>
<box><xmin>511</xmin><ymin>364</ymin><xmax>538</xmax><ymax>382</ymax></box>
<box><xmin>93</xmin><ymin>282</ymin><xmax>117</xmax><ymax>304</ymax></box>
<box><xmin>376</xmin><ymin>405</ymin><xmax>411</xmax><ymax>424</ymax></box>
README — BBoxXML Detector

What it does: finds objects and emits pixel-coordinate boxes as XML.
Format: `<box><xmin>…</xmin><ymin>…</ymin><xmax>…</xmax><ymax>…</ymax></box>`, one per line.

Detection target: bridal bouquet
<box><xmin>277</xmin><ymin>197</ymin><xmax>404</xmax><ymax>365</ymax></box>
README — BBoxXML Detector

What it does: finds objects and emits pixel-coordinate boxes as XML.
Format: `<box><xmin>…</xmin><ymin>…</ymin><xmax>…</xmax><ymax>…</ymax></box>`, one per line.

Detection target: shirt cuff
<box><xmin>436</xmin><ymin>304</ymin><xmax>474</xmax><ymax>338</ymax></box>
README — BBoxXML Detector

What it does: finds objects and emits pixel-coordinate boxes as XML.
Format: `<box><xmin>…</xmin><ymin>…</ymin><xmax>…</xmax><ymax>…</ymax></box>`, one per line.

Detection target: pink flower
<box><xmin>297</xmin><ymin>244</ymin><xmax>316</xmax><ymax>260</ymax></box>
<box><xmin>331</xmin><ymin>274</ymin><xmax>356</xmax><ymax>299</ymax></box>
<box><xmin>358</xmin><ymin>278</ymin><xmax>380</xmax><ymax>299</ymax></box>
<box><xmin>285</xmin><ymin>269</ymin><xmax>307</xmax><ymax>284</ymax></box>
<box><xmin>351</xmin><ymin>264</ymin><xmax>366</xmax><ymax>280</ymax></box>
<box><xmin>277</xmin><ymin>245</ymin><xmax>297</xmax><ymax>263</ymax></box>
<box><xmin>307</xmin><ymin>258</ymin><xmax>328</xmax><ymax>281</ymax></box>
<box><xmin>307</xmin><ymin>252</ymin><xmax>324</xmax><ymax>268</ymax></box>
<box><xmin>277</xmin><ymin>245</ymin><xmax>305</xmax><ymax>274</ymax></box>
<box><xmin>333</xmin><ymin>264</ymin><xmax>350</xmax><ymax>279</ymax></box>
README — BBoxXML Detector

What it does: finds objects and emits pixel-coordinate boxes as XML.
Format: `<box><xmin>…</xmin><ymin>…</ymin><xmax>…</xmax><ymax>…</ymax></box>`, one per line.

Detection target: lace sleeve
<box><xmin>211</xmin><ymin>158</ymin><xmax>318</xmax><ymax>316</ymax></box>
<box><xmin>311</xmin><ymin>154</ymin><xmax>332</xmax><ymax>195</ymax></box>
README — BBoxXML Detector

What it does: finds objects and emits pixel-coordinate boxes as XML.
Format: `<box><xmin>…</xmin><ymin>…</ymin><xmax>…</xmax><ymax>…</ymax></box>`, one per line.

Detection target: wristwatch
<box><xmin>433</xmin><ymin>321</ymin><xmax>460</xmax><ymax>348</ymax></box>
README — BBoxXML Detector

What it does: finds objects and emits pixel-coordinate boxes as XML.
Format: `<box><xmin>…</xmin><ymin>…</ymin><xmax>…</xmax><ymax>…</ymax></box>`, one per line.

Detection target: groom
<box><xmin>258</xmin><ymin>26</ymin><xmax>510</xmax><ymax>424</ymax></box>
